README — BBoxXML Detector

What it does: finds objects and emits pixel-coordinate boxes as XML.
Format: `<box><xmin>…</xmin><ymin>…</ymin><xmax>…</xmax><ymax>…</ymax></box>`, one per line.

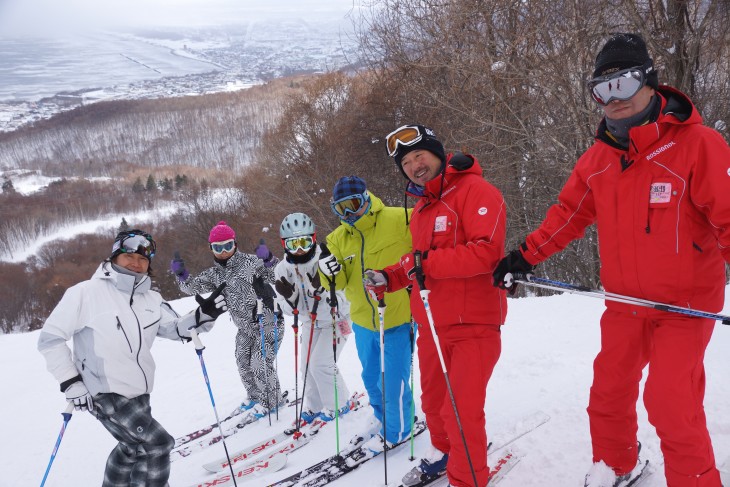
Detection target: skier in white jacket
<box><xmin>38</xmin><ymin>229</ymin><xmax>227</xmax><ymax>487</ymax></box>
<box><xmin>274</xmin><ymin>213</ymin><xmax>353</xmax><ymax>424</ymax></box>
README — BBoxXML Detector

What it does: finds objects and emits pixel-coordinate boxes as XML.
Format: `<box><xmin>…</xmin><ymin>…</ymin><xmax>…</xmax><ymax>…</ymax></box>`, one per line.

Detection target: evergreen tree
<box><xmin>146</xmin><ymin>174</ymin><xmax>157</xmax><ymax>192</ymax></box>
<box><xmin>2</xmin><ymin>179</ymin><xmax>16</xmax><ymax>194</ymax></box>
<box><xmin>161</xmin><ymin>177</ymin><xmax>173</xmax><ymax>191</ymax></box>
<box><xmin>132</xmin><ymin>177</ymin><xmax>145</xmax><ymax>192</ymax></box>
<box><xmin>119</xmin><ymin>218</ymin><xmax>129</xmax><ymax>232</ymax></box>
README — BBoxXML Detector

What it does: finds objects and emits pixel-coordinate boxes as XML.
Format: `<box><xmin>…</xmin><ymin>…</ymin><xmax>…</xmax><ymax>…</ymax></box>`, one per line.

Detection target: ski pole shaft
<box><xmin>321</xmin><ymin>243</ymin><xmax>343</xmax><ymax>454</ymax></box>
<box><xmin>292</xmin><ymin>308</ymin><xmax>300</xmax><ymax>430</ymax></box>
<box><xmin>298</xmin><ymin>294</ymin><xmax>319</xmax><ymax>431</ymax></box>
<box><xmin>408</xmin><ymin>318</ymin><xmax>416</xmax><ymax>461</ymax></box>
<box><xmin>376</xmin><ymin>297</ymin><xmax>388</xmax><ymax>486</ymax></box>
<box><xmin>274</xmin><ymin>306</ymin><xmax>281</xmax><ymax>421</ymax></box>
<box><xmin>257</xmin><ymin>299</ymin><xmax>272</xmax><ymax>426</ymax></box>
<box><xmin>39</xmin><ymin>402</ymin><xmax>75</xmax><ymax>487</ymax></box>
<box><xmin>509</xmin><ymin>273</ymin><xmax>730</xmax><ymax>325</ymax></box>
<box><xmin>189</xmin><ymin>327</ymin><xmax>238</xmax><ymax>487</ymax></box>
<box><xmin>414</xmin><ymin>251</ymin><xmax>478</xmax><ymax>487</ymax></box>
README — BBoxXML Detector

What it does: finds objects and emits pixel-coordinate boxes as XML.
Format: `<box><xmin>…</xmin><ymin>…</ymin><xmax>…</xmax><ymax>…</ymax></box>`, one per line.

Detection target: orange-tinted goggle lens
<box><xmin>386</xmin><ymin>126</ymin><xmax>422</xmax><ymax>157</ymax></box>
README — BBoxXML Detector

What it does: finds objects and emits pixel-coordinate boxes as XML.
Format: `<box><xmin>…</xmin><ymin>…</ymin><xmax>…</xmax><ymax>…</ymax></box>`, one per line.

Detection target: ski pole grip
<box><xmin>413</xmin><ymin>250</ymin><xmax>427</xmax><ymax>291</ymax></box>
<box><xmin>318</xmin><ymin>243</ymin><xmax>338</xmax><ymax>306</ymax></box>
<box><xmin>257</xmin><ymin>298</ymin><xmax>264</xmax><ymax>316</ymax></box>
<box><xmin>511</xmin><ymin>271</ymin><xmax>531</xmax><ymax>282</ymax></box>
<box><xmin>64</xmin><ymin>402</ymin><xmax>75</xmax><ymax>415</ymax></box>
<box><xmin>188</xmin><ymin>326</ymin><xmax>205</xmax><ymax>350</ymax></box>
<box><xmin>319</xmin><ymin>242</ymin><xmax>331</xmax><ymax>257</ymax></box>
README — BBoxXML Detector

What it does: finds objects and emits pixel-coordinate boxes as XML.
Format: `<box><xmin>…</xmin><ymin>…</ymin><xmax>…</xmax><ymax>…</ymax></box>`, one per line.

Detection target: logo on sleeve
<box><xmin>478</xmin><ymin>207</ymin><xmax>488</xmax><ymax>215</ymax></box>
<box><xmin>649</xmin><ymin>182</ymin><xmax>672</xmax><ymax>204</ymax></box>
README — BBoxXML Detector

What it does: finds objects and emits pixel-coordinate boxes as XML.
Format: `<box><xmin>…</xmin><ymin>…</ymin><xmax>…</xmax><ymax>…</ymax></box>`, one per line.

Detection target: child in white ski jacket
<box><xmin>274</xmin><ymin>213</ymin><xmax>353</xmax><ymax>423</ymax></box>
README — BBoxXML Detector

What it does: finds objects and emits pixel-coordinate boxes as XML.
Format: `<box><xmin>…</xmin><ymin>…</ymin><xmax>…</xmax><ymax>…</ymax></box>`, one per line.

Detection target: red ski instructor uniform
<box><xmin>384</xmin><ymin>153</ymin><xmax>507</xmax><ymax>487</ymax></box>
<box><xmin>520</xmin><ymin>85</ymin><xmax>730</xmax><ymax>486</ymax></box>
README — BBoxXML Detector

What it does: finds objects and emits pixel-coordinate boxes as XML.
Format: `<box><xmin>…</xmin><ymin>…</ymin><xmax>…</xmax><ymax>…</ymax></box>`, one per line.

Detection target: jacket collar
<box><xmin>94</xmin><ymin>261</ymin><xmax>151</xmax><ymax>294</ymax></box>
<box><xmin>339</xmin><ymin>192</ymin><xmax>385</xmax><ymax>235</ymax></box>
<box><xmin>421</xmin><ymin>152</ymin><xmax>482</xmax><ymax>201</ymax></box>
<box><xmin>595</xmin><ymin>86</ymin><xmax>701</xmax><ymax>154</ymax></box>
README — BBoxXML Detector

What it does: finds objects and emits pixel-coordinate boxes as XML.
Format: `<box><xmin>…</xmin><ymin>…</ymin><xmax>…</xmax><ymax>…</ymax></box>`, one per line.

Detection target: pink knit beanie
<box><xmin>208</xmin><ymin>221</ymin><xmax>236</xmax><ymax>243</ymax></box>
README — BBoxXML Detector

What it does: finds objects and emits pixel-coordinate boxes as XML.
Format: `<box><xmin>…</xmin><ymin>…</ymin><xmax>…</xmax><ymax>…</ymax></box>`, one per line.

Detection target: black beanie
<box><xmin>593</xmin><ymin>33</ymin><xmax>658</xmax><ymax>89</ymax></box>
<box><xmin>391</xmin><ymin>125</ymin><xmax>446</xmax><ymax>179</ymax></box>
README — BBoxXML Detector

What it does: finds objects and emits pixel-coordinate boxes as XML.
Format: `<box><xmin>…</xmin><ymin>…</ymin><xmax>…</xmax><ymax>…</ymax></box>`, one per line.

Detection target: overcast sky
<box><xmin>0</xmin><ymin>0</ymin><xmax>361</xmax><ymax>36</ymax></box>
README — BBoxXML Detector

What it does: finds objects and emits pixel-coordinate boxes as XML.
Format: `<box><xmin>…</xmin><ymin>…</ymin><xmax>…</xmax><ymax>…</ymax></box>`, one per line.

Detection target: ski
<box><xmin>396</xmin><ymin>410</ymin><xmax>549</xmax><ymax>487</ymax></box>
<box><xmin>267</xmin><ymin>420</ymin><xmax>429</xmax><ymax>487</ymax></box>
<box><xmin>196</xmin><ymin>431</ymin><xmax>325</xmax><ymax>486</ymax></box>
<box><xmin>187</xmin><ymin>454</ymin><xmax>288</xmax><ymax>487</ymax></box>
<box><xmin>487</xmin><ymin>448</ymin><xmax>524</xmax><ymax>485</ymax></box>
<box><xmin>203</xmin><ymin>391</ymin><xmax>366</xmax><ymax>473</ymax></box>
<box><xmin>623</xmin><ymin>460</ymin><xmax>651</xmax><ymax>486</ymax></box>
<box><xmin>202</xmin><ymin>421</ymin><xmax>322</xmax><ymax>473</ymax></box>
<box><xmin>171</xmin><ymin>409</ymin><xmax>267</xmax><ymax>461</ymax></box>
<box><xmin>173</xmin><ymin>389</ymin><xmax>296</xmax><ymax>450</ymax></box>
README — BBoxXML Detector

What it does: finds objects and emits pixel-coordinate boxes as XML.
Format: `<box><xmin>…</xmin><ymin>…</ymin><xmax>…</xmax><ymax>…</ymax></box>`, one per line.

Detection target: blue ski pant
<box><xmin>352</xmin><ymin>321</ymin><xmax>415</xmax><ymax>444</ymax></box>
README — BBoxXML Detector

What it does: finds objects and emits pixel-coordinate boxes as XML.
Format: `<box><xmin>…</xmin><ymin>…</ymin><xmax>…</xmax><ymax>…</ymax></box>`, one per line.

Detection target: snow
<box><xmin>3</xmin><ymin>288</ymin><xmax>730</xmax><ymax>486</ymax></box>
<box><xmin>0</xmin><ymin>202</ymin><xmax>178</xmax><ymax>263</ymax></box>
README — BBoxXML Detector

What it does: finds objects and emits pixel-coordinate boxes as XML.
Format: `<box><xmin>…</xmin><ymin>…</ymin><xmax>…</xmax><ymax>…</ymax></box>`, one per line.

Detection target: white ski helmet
<box><xmin>280</xmin><ymin>212</ymin><xmax>315</xmax><ymax>239</ymax></box>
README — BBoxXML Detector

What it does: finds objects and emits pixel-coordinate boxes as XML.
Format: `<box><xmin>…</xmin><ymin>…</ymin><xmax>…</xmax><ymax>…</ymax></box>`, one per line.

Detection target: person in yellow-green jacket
<box><xmin>318</xmin><ymin>175</ymin><xmax>415</xmax><ymax>453</ymax></box>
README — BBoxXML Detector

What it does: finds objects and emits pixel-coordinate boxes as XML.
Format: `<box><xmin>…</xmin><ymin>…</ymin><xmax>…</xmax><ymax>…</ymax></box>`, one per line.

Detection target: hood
<box><xmin>93</xmin><ymin>261</ymin><xmax>151</xmax><ymax>294</ymax></box>
<box><xmin>421</xmin><ymin>152</ymin><xmax>483</xmax><ymax>200</ymax></box>
<box><xmin>339</xmin><ymin>192</ymin><xmax>385</xmax><ymax>235</ymax></box>
<box><xmin>595</xmin><ymin>85</ymin><xmax>702</xmax><ymax>149</ymax></box>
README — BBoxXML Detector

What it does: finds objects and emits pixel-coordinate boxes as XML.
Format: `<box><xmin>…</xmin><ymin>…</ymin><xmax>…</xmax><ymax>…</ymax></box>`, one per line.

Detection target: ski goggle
<box><xmin>210</xmin><ymin>239</ymin><xmax>235</xmax><ymax>254</ymax></box>
<box><xmin>282</xmin><ymin>235</ymin><xmax>315</xmax><ymax>252</ymax></box>
<box><xmin>331</xmin><ymin>192</ymin><xmax>370</xmax><ymax>219</ymax></box>
<box><xmin>113</xmin><ymin>233</ymin><xmax>156</xmax><ymax>259</ymax></box>
<box><xmin>385</xmin><ymin>125</ymin><xmax>424</xmax><ymax>157</ymax></box>
<box><xmin>588</xmin><ymin>62</ymin><xmax>653</xmax><ymax>105</ymax></box>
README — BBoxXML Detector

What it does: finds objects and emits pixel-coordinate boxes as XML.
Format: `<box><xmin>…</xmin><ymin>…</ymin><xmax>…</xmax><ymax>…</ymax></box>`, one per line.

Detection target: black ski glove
<box><xmin>195</xmin><ymin>282</ymin><xmax>227</xmax><ymax>325</ymax></box>
<box><xmin>252</xmin><ymin>276</ymin><xmax>275</xmax><ymax>312</ymax></box>
<box><xmin>493</xmin><ymin>247</ymin><xmax>534</xmax><ymax>294</ymax></box>
<box><xmin>274</xmin><ymin>276</ymin><xmax>297</xmax><ymax>300</ymax></box>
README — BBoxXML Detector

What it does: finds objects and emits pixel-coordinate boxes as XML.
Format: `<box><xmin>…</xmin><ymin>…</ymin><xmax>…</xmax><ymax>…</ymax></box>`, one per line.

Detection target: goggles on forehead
<box><xmin>385</xmin><ymin>125</ymin><xmax>424</xmax><ymax>158</ymax></box>
<box><xmin>210</xmin><ymin>239</ymin><xmax>235</xmax><ymax>254</ymax></box>
<box><xmin>113</xmin><ymin>233</ymin><xmax>156</xmax><ymax>259</ymax></box>
<box><xmin>330</xmin><ymin>192</ymin><xmax>370</xmax><ymax>220</ymax></box>
<box><xmin>282</xmin><ymin>235</ymin><xmax>315</xmax><ymax>252</ymax></box>
<box><xmin>588</xmin><ymin>62</ymin><xmax>653</xmax><ymax>105</ymax></box>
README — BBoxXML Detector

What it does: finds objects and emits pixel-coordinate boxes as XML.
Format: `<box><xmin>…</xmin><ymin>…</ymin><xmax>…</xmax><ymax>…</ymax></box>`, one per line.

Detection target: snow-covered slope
<box><xmin>3</xmin><ymin>289</ymin><xmax>730</xmax><ymax>486</ymax></box>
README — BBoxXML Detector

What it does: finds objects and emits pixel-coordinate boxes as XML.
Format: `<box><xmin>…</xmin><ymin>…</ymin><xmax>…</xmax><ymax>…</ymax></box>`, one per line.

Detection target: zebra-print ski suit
<box><xmin>176</xmin><ymin>250</ymin><xmax>285</xmax><ymax>409</ymax></box>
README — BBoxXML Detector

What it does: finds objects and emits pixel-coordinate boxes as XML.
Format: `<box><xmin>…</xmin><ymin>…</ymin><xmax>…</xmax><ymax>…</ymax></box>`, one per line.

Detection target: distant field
<box><xmin>0</xmin><ymin>33</ymin><xmax>218</xmax><ymax>102</ymax></box>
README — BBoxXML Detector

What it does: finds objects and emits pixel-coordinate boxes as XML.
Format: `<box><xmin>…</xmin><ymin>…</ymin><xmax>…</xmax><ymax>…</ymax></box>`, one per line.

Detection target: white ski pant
<box><xmin>300</xmin><ymin>322</ymin><xmax>350</xmax><ymax>413</ymax></box>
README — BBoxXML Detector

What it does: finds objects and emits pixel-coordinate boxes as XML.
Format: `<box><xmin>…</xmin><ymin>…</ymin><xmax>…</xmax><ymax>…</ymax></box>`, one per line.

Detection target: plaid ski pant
<box><xmin>91</xmin><ymin>393</ymin><xmax>174</xmax><ymax>487</ymax></box>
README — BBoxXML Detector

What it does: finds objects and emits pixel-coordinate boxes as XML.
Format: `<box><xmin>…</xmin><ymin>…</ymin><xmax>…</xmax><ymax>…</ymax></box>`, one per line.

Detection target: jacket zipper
<box><xmin>129</xmin><ymin>298</ymin><xmax>150</xmax><ymax>393</ymax></box>
<box><xmin>116</xmin><ymin>316</ymin><xmax>133</xmax><ymax>354</ymax></box>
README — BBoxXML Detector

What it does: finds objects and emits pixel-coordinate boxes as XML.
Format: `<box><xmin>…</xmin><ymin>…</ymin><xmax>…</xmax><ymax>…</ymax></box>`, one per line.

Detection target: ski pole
<box><xmin>289</xmin><ymin>299</ymin><xmax>301</xmax><ymax>432</ymax></box>
<box><xmin>375</xmin><ymin>296</ymin><xmax>389</xmax><ymax>486</ymax></box>
<box><xmin>257</xmin><ymin>298</ymin><xmax>272</xmax><ymax>427</ymax></box>
<box><xmin>320</xmin><ymin>243</ymin><xmax>342</xmax><ymax>454</ymax></box>
<box><xmin>296</xmin><ymin>268</ymin><xmax>320</xmax><ymax>432</ymax></box>
<box><xmin>507</xmin><ymin>273</ymin><xmax>730</xmax><ymax>325</ymax></box>
<box><xmin>414</xmin><ymin>251</ymin><xmax>478</xmax><ymax>487</ymax></box>
<box><xmin>274</xmin><ymin>305</ymin><xmax>282</xmax><ymax>422</ymax></box>
<box><xmin>408</xmin><ymin>317</ymin><xmax>416</xmax><ymax>461</ymax></box>
<box><xmin>39</xmin><ymin>402</ymin><xmax>74</xmax><ymax>487</ymax></box>
<box><xmin>188</xmin><ymin>326</ymin><xmax>238</xmax><ymax>487</ymax></box>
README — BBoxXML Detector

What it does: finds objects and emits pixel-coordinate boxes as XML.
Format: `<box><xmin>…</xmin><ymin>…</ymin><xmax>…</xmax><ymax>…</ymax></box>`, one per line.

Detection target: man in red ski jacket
<box><xmin>494</xmin><ymin>33</ymin><xmax>730</xmax><ymax>487</ymax></box>
<box><xmin>366</xmin><ymin>124</ymin><xmax>507</xmax><ymax>487</ymax></box>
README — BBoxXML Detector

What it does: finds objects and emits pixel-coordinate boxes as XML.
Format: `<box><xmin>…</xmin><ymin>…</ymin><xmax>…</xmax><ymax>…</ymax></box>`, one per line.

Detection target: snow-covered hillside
<box><xmin>2</xmin><ymin>288</ymin><xmax>730</xmax><ymax>486</ymax></box>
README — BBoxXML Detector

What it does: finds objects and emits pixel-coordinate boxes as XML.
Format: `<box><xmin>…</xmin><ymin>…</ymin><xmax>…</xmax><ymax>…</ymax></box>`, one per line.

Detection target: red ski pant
<box><xmin>418</xmin><ymin>323</ymin><xmax>501</xmax><ymax>487</ymax></box>
<box><xmin>587</xmin><ymin>310</ymin><xmax>721</xmax><ymax>487</ymax></box>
